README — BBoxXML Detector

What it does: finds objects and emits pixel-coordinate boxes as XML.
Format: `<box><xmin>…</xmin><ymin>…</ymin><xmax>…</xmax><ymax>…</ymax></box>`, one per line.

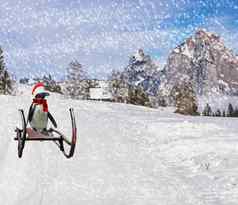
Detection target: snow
<box><xmin>218</xmin><ymin>79</ymin><xmax>229</xmax><ymax>89</ymax></box>
<box><xmin>173</xmin><ymin>47</ymin><xmax>180</xmax><ymax>53</ymax></box>
<box><xmin>134</xmin><ymin>51</ymin><xmax>144</xmax><ymax>62</ymax></box>
<box><xmin>182</xmin><ymin>43</ymin><xmax>193</xmax><ymax>58</ymax></box>
<box><xmin>134</xmin><ymin>75</ymin><xmax>145</xmax><ymax>86</ymax></box>
<box><xmin>1</xmin><ymin>89</ymin><xmax>238</xmax><ymax>204</ymax></box>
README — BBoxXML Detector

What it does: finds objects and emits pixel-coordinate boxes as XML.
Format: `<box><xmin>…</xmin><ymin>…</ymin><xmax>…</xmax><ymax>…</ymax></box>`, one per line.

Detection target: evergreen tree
<box><xmin>0</xmin><ymin>47</ymin><xmax>5</xmax><ymax>72</ymax></box>
<box><xmin>123</xmin><ymin>49</ymin><xmax>160</xmax><ymax>107</ymax></box>
<box><xmin>108</xmin><ymin>49</ymin><xmax>161</xmax><ymax>107</ymax></box>
<box><xmin>174</xmin><ymin>82</ymin><xmax>199</xmax><ymax>115</ymax></box>
<box><xmin>202</xmin><ymin>103</ymin><xmax>212</xmax><ymax>116</ymax></box>
<box><xmin>108</xmin><ymin>70</ymin><xmax>128</xmax><ymax>103</ymax></box>
<box><xmin>233</xmin><ymin>107</ymin><xmax>238</xmax><ymax>117</ymax></box>
<box><xmin>227</xmin><ymin>103</ymin><xmax>234</xmax><ymax>117</ymax></box>
<box><xmin>0</xmin><ymin>47</ymin><xmax>13</xmax><ymax>94</ymax></box>
<box><xmin>158</xmin><ymin>97</ymin><xmax>167</xmax><ymax>107</ymax></box>
<box><xmin>19</xmin><ymin>77</ymin><xmax>29</xmax><ymax>84</ymax></box>
<box><xmin>215</xmin><ymin>109</ymin><xmax>221</xmax><ymax>117</ymax></box>
<box><xmin>127</xmin><ymin>85</ymin><xmax>151</xmax><ymax>107</ymax></box>
<box><xmin>65</xmin><ymin>60</ymin><xmax>89</xmax><ymax>99</ymax></box>
<box><xmin>222</xmin><ymin>110</ymin><xmax>226</xmax><ymax>117</ymax></box>
<box><xmin>43</xmin><ymin>74</ymin><xmax>62</xmax><ymax>94</ymax></box>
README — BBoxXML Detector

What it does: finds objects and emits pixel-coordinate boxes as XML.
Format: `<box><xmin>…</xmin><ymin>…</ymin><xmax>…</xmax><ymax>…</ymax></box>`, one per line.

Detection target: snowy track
<box><xmin>0</xmin><ymin>93</ymin><xmax>238</xmax><ymax>205</ymax></box>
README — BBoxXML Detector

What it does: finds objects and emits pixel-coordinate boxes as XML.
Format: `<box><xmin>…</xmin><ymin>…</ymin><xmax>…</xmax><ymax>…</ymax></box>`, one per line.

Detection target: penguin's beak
<box><xmin>44</xmin><ymin>92</ymin><xmax>50</xmax><ymax>97</ymax></box>
<box><xmin>42</xmin><ymin>92</ymin><xmax>50</xmax><ymax>98</ymax></box>
<box><xmin>35</xmin><ymin>92</ymin><xmax>50</xmax><ymax>99</ymax></box>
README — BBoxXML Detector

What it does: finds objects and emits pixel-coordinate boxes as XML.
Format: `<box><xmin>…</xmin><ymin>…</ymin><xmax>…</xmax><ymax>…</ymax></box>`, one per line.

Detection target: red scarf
<box><xmin>33</xmin><ymin>98</ymin><xmax>48</xmax><ymax>112</ymax></box>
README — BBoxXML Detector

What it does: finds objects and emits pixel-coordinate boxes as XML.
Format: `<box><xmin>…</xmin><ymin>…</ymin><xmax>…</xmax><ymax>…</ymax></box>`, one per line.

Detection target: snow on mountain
<box><xmin>1</xmin><ymin>88</ymin><xmax>238</xmax><ymax>204</ymax></box>
<box><xmin>134</xmin><ymin>49</ymin><xmax>145</xmax><ymax>62</ymax></box>
<box><xmin>162</xmin><ymin>29</ymin><xmax>238</xmax><ymax>96</ymax></box>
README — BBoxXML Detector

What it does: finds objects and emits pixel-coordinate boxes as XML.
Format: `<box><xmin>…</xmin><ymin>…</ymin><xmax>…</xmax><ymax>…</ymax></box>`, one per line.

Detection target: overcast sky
<box><xmin>0</xmin><ymin>0</ymin><xmax>238</xmax><ymax>80</ymax></box>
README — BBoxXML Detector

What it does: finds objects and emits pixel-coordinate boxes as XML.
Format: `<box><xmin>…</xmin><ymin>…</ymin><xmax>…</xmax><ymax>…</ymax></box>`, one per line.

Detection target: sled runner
<box><xmin>14</xmin><ymin>108</ymin><xmax>77</xmax><ymax>158</ymax></box>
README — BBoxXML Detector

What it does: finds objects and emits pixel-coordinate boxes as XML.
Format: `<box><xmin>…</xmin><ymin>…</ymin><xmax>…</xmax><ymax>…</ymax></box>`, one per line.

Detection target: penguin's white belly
<box><xmin>30</xmin><ymin>105</ymin><xmax>48</xmax><ymax>131</ymax></box>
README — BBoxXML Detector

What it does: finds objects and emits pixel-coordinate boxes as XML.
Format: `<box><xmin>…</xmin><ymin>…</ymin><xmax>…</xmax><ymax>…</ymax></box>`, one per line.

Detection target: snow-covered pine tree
<box><xmin>127</xmin><ymin>85</ymin><xmax>151</xmax><ymax>107</ymax></box>
<box><xmin>158</xmin><ymin>97</ymin><xmax>167</xmax><ymax>107</ymax></box>
<box><xmin>123</xmin><ymin>49</ymin><xmax>161</xmax><ymax>107</ymax></box>
<box><xmin>42</xmin><ymin>74</ymin><xmax>62</xmax><ymax>94</ymax></box>
<box><xmin>227</xmin><ymin>103</ymin><xmax>234</xmax><ymax>117</ymax></box>
<box><xmin>202</xmin><ymin>103</ymin><xmax>212</xmax><ymax>116</ymax></box>
<box><xmin>222</xmin><ymin>110</ymin><xmax>226</xmax><ymax>117</ymax></box>
<box><xmin>65</xmin><ymin>60</ymin><xmax>89</xmax><ymax>99</ymax></box>
<box><xmin>233</xmin><ymin>107</ymin><xmax>238</xmax><ymax>117</ymax></box>
<box><xmin>174</xmin><ymin>82</ymin><xmax>199</xmax><ymax>115</ymax></box>
<box><xmin>0</xmin><ymin>47</ymin><xmax>13</xmax><ymax>94</ymax></box>
<box><xmin>19</xmin><ymin>77</ymin><xmax>29</xmax><ymax>84</ymax></box>
<box><xmin>108</xmin><ymin>70</ymin><xmax>128</xmax><ymax>103</ymax></box>
<box><xmin>215</xmin><ymin>109</ymin><xmax>221</xmax><ymax>117</ymax></box>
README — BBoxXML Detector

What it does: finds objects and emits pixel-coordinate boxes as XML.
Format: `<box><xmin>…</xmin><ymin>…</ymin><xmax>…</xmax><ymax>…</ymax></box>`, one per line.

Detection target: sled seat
<box><xmin>25</xmin><ymin>128</ymin><xmax>61</xmax><ymax>141</ymax></box>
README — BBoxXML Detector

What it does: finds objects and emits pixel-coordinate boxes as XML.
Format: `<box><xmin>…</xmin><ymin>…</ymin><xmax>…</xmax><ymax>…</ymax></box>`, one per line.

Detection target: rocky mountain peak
<box><xmin>195</xmin><ymin>29</ymin><xmax>220</xmax><ymax>42</ymax></box>
<box><xmin>162</xmin><ymin>29</ymin><xmax>238</xmax><ymax>97</ymax></box>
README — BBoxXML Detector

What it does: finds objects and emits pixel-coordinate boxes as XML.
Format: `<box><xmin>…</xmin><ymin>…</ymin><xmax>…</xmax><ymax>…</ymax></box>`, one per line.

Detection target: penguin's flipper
<box><xmin>48</xmin><ymin>112</ymin><xmax>57</xmax><ymax>128</ymax></box>
<box><xmin>27</xmin><ymin>104</ymin><xmax>35</xmax><ymax>124</ymax></box>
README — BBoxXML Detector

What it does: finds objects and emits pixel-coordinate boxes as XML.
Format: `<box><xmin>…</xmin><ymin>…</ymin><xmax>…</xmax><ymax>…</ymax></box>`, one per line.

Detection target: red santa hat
<box><xmin>32</xmin><ymin>82</ymin><xmax>49</xmax><ymax>97</ymax></box>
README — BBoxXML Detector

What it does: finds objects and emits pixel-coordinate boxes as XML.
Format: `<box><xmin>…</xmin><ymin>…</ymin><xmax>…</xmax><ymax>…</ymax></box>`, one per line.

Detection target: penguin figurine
<box><xmin>28</xmin><ymin>82</ymin><xmax>57</xmax><ymax>133</ymax></box>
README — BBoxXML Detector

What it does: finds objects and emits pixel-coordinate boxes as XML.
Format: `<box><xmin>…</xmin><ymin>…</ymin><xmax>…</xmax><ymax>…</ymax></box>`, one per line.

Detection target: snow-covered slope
<box><xmin>1</xmin><ymin>90</ymin><xmax>238</xmax><ymax>205</ymax></box>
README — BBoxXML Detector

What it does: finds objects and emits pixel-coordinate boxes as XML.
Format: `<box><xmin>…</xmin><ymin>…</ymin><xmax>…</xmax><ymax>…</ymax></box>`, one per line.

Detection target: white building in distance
<box><xmin>89</xmin><ymin>80</ymin><xmax>112</xmax><ymax>101</ymax></box>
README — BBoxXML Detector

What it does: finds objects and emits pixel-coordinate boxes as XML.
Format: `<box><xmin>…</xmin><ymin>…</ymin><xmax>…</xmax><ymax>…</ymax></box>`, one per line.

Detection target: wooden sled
<box><xmin>14</xmin><ymin>108</ymin><xmax>77</xmax><ymax>159</ymax></box>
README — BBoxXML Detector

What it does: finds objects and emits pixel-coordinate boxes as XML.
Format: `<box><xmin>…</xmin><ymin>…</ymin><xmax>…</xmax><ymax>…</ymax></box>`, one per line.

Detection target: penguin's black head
<box><xmin>35</xmin><ymin>92</ymin><xmax>50</xmax><ymax>99</ymax></box>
